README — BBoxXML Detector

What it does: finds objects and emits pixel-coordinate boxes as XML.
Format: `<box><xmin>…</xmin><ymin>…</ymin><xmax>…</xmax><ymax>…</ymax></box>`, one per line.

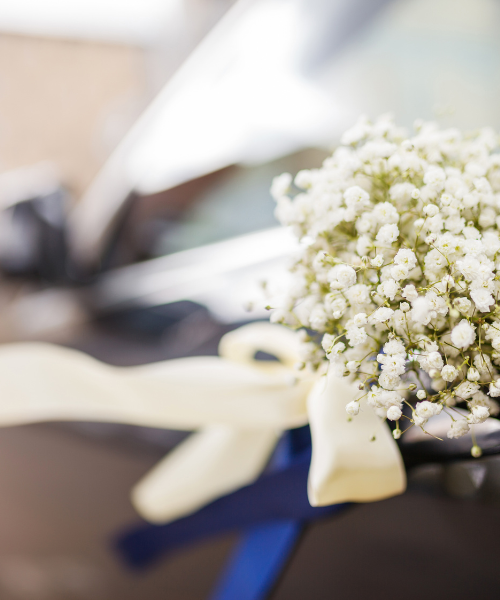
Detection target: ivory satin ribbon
<box><xmin>0</xmin><ymin>322</ymin><xmax>405</xmax><ymax>523</ymax></box>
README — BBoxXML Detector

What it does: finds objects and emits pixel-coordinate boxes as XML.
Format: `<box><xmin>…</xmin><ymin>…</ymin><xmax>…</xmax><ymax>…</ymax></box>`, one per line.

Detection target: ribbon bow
<box><xmin>0</xmin><ymin>322</ymin><xmax>405</xmax><ymax>523</ymax></box>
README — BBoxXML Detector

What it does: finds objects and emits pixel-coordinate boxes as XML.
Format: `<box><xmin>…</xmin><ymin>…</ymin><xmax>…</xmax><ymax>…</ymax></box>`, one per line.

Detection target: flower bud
<box><xmin>467</xmin><ymin>367</ymin><xmax>480</xmax><ymax>381</ymax></box>
<box><xmin>393</xmin><ymin>429</ymin><xmax>402</xmax><ymax>440</ymax></box>
<box><xmin>471</xmin><ymin>445</ymin><xmax>482</xmax><ymax>458</ymax></box>
<box><xmin>423</xmin><ymin>204</ymin><xmax>439</xmax><ymax>217</ymax></box>
<box><xmin>346</xmin><ymin>401</ymin><xmax>360</xmax><ymax>417</ymax></box>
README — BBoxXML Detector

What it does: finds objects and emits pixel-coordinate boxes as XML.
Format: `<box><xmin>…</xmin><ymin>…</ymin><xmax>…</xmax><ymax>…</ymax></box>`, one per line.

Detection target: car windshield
<box><xmin>148</xmin><ymin>149</ymin><xmax>328</xmax><ymax>257</ymax></box>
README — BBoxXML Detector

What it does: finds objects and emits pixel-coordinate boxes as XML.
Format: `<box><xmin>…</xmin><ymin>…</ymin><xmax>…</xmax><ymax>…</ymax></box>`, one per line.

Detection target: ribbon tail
<box><xmin>0</xmin><ymin>342</ymin><xmax>309</xmax><ymax>430</ymax></box>
<box><xmin>307</xmin><ymin>372</ymin><xmax>406</xmax><ymax>506</ymax></box>
<box><xmin>131</xmin><ymin>426</ymin><xmax>280</xmax><ymax>523</ymax></box>
<box><xmin>208</xmin><ymin>520</ymin><xmax>303</xmax><ymax>600</ymax></box>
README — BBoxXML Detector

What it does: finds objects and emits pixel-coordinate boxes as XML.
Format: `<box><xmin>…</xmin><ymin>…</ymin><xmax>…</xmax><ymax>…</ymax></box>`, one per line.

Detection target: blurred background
<box><xmin>0</xmin><ymin>0</ymin><xmax>500</xmax><ymax>598</ymax></box>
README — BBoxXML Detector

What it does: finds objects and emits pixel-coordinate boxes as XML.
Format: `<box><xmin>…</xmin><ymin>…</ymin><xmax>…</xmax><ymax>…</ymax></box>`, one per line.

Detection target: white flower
<box><xmin>445</xmin><ymin>215</ymin><xmax>465</xmax><ymax>234</ymax></box>
<box><xmin>313</xmin><ymin>251</ymin><xmax>328</xmax><ymax>270</ymax></box>
<box><xmin>353</xmin><ymin>312</ymin><xmax>368</xmax><ymax>326</ymax></box>
<box><xmin>423</xmin><ymin>204</ymin><xmax>439</xmax><ymax>217</ymax></box>
<box><xmin>456</xmin><ymin>255</ymin><xmax>480</xmax><ymax>281</ymax></box>
<box><xmin>479</xmin><ymin>207</ymin><xmax>496</xmax><ymax>228</ymax></box>
<box><xmin>402</xmin><ymin>285</ymin><xmax>418</xmax><ymax>302</ymax></box>
<box><xmin>328</xmin><ymin>265</ymin><xmax>357</xmax><ymax>289</ymax></box>
<box><xmin>451</xmin><ymin>320</ymin><xmax>476</xmax><ymax>349</ymax></box>
<box><xmin>473</xmin><ymin>175</ymin><xmax>491</xmax><ymax>191</ymax></box>
<box><xmin>483</xmin><ymin>231</ymin><xmax>500</xmax><ymax>256</ymax></box>
<box><xmin>309</xmin><ymin>304</ymin><xmax>328</xmax><ymax>330</ymax></box>
<box><xmin>470</xmin><ymin>288</ymin><xmax>494</xmax><ymax>313</ymax></box>
<box><xmin>390</xmin><ymin>182</ymin><xmax>416</xmax><ymax>202</ymax></box>
<box><xmin>295</xmin><ymin>170</ymin><xmax>314</xmax><ymax>189</ymax></box>
<box><xmin>327</xmin><ymin>295</ymin><xmax>347</xmax><ymax>319</ymax></box>
<box><xmin>416</xmin><ymin>390</ymin><xmax>427</xmax><ymax>399</ymax></box>
<box><xmin>489</xmin><ymin>379</ymin><xmax>500</xmax><ymax>397</ymax></box>
<box><xmin>378</xmin><ymin>278</ymin><xmax>399</xmax><ymax>301</ymax></box>
<box><xmin>447</xmin><ymin>418</ymin><xmax>470</xmax><ymax>439</ymax></box>
<box><xmin>411</xmin><ymin>296</ymin><xmax>432</xmax><ymax>326</ymax></box>
<box><xmin>463</xmin><ymin>193</ymin><xmax>479</xmax><ymax>208</ymax></box>
<box><xmin>379</xmin><ymin>354</ymin><xmax>406</xmax><ymax>376</ymax></box>
<box><xmin>473</xmin><ymin>353</ymin><xmax>493</xmax><ymax>377</ymax></box>
<box><xmin>387</xmin><ymin>406</ymin><xmax>402</xmax><ymax>421</ymax></box>
<box><xmin>419</xmin><ymin>337</ymin><xmax>438</xmax><ymax>353</ymax></box>
<box><xmin>467</xmin><ymin>367</ymin><xmax>480</xmax><ymax>382</ymax></box>
<box><xmin>427</xmin><ymin>351</ymin><xmax>444</xmax><ymax>370</ymax></box>
<box><xmin>413</xmin><ymin>415</ymin><xmax>427</xmax><ymax>427</ymax></box>
<box><xmin>464</xmin><ymin>225</ymin><xmax>485</xmax><ymax>243</ymax></box>
<box><xmin>424</xmin><ymin>248</ymin><xmax>446</xmax><ymax>272</ymax></box>
<box><xmin>425</xmin><ymin>215</ymin><xmax>444</xmax><ymax>234</ymax></box>
<box><xmin>453</xmin><ymin>297</ymin><xmax>472</xmax><ymax>316</ymax></box>
<box><xmin>491</xmin><ymin>336</ymin><xmax>500</xmax><ymax>352</ymax></box>
<box><xmin>330</xmin><ymin>342</ymin><xmax>346</xmax><ymax>356</ymax></box>
<box><xmin>346</xmin><ymin>361</ymin><xmax>358</xmax><ymax>373</ymax></box>
<box><xmin>344</xmin><ymin>186</ymin><xmax>370</xmax><ymax>211</ymax></box>
<box><xmin>346</xmin><ymin>401</ymin><xmax>360</xmax><ymax>416</ymax></box>
<box><xmin>383</xmin><ymin>338</ymin><xmax>405</xmax><ymax>355</ymax></box>
<box><xmin>391</xmin><ymin>309</ymin><xmax>406</xmax><ymax>333</ymax></box>
<box><xmin>426</xmin><ymin>291</ymin><xmax>448</xmax><ymax>317</ymax></box>
<box><xmin>346</xmin><ymin>284</ymin><xmax>370</xmax><ymax>306</ymax></box>
<box><xmin>329</xmin><ymin>358</ymin><xmax>347</xmax><ymax>376</ymax></box>
<box><xmin>370</xmin><ymin>255</ymin><xmax>384</xmax><ymax>268</ymax></box>
<box><xmin>468</xmin><ymin>405</ymin><xmax>489</xmax><ymax>424</ymax></box>
<box><xmin>346</xmin><ymin>326</ymin><xmax>368</xmax><ymax>347</ymax></box>
<box><xmin>379</xmin><ymin>372</ymin><xmax>401</xmax><ymax>390</ymax></box>
<box><xmin>376</xmin><ymin>223</ymin><xmax>399</xmax><ymax>244</ymax></box>
<box><xmin>321</xmin><ymin>334</ymin><xmax>335</xmax><ymax>353</ymax></box>
<box><xmin>424</xmin><ymin>167</ymin><xmax>446</xmax><ymax>191</ymax></box>
<box><xmin>356</xmin><ymin>213</ymin><xmax>373</xmax><ymax>234</ymax></box>
<box><xmin>469</xmin><ymin>390</ymin><xmax>491</xmax><ymax>408</ymax></box>
<box><xmin>274</xmin><ymin>197</ymin><xmax>296</xmax><ymax>225</ymax></box>
<box><xmin>270</xmin><ymin>173</ymin><xmax>292</xmax><ymax>200</ymax></box>
<box><xmin>415</xmin><ymin>401</ymin><xmax>441</xmax><ymax>419</ymax></box>
<box><xmin>455</xmin><ymin>380</ymin><xmax>480</xmax><ymax>399</ymax></box>
<box><xmin>441</xmin><ymin>365</ymin><xmax>458</xmax><ymax>382</ymax></box>
<box><xmin>368</xmin><ymin>387</ymin><xmax>403</xmax><ymax>410</ymax></box>
<box><xmin>390</xmin><ymin>264</ymin><xmax>409</xmax><ymax>281</ymax></box>
<box><xmin>463</xmin><ymin>240</ymin><xmax>485</xmax><ymax>257</ymax></box>
<box><xmin>394</xmin><ymin>248</ymin><xmax>417</xmax><ymax>270</ymax></box>
<box><xmin>373</xmin><ymin>202</ymin><xmax>399</xmax><ymax>224</ymax></box>
<box><xmin>356</xmin><ymin>235</ymin><xmax>372</xmax><ymax>257</ymax></box>
<box><xmin>371</xmin><ymin>307</ymin><xmax>394</xmax><ymax>322</ymax></box>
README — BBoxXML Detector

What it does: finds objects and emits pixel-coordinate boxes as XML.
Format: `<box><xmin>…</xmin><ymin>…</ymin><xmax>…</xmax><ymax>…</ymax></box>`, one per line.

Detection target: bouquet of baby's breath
<box><xmin>269</xmin><ymin>115</ymin><xmax>500</xmax><ymax>452</ymax></box>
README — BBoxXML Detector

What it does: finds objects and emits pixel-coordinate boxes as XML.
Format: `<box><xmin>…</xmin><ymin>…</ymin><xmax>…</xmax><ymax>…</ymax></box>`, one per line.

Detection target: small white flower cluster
<box><xmin>270</xmin><ymin>115</ymin><xmax>500</xmax><ymax>448</ymax></box>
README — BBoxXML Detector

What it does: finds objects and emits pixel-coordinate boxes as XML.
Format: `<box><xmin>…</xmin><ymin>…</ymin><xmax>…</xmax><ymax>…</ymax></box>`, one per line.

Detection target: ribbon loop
<box><xmin>307</xmin><ymin>373</ymin><xmax>406</xmax><ymax>507</ymax></box>
<box><xmin>218</xmin><ymin>322</ymin><xmax>304</xmax><ymax>371</ymax></box>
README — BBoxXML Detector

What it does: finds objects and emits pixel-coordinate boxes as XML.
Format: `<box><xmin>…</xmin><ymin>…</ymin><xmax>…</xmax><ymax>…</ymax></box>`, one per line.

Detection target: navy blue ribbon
<box><xmin>208</xmin><ymin>520</ymin><xmax>303</xmax><ymax>600</ymax></box>
<box><xmin>115</xmin><ymin>427</ymin><xmax>348</xmax><ymax>599</ymax></box>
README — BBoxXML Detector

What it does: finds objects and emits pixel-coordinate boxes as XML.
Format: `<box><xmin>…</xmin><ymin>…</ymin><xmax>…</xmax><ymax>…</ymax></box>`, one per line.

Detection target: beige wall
<box><xmin>0</xmin><ymin>34</ymin><xmax>147</xmax><ymax>197</ymax></box>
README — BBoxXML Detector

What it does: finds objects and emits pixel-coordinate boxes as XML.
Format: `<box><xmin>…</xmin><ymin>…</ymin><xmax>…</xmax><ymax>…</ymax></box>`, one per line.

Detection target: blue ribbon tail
<box><xmin>208</xmin><ymin>520</ymin><xmax>303</xmax><ymax>600</ymax></box>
